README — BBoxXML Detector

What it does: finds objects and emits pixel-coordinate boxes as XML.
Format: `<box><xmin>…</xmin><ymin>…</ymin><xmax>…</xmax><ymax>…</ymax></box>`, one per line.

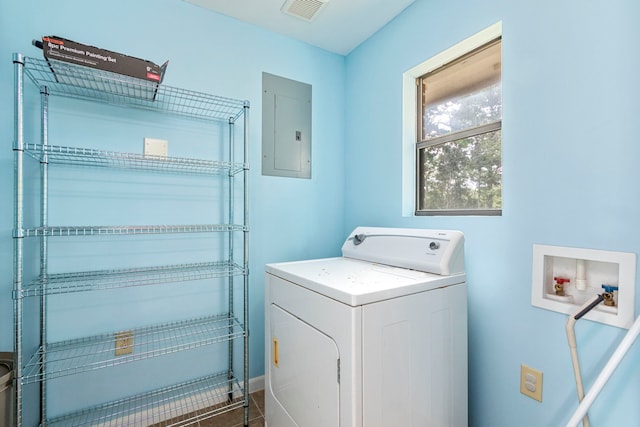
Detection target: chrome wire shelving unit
<box><xmin>12</xmin><ymin>53</ymin><xmax>250</xmax><ymax>426</ymax></box>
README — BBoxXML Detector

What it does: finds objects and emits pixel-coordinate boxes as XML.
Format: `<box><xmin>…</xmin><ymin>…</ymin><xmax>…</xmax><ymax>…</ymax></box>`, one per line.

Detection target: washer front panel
<box><xmin>361</xmin><ymin>282</ymin><xmax>468</xmax><ymax>426</ymax></box>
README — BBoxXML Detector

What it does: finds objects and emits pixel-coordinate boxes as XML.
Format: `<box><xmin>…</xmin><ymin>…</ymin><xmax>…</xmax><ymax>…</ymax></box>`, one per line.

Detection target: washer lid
<box><xmin>342</xmin><ymin>227</ymin><xmax>464</xmax><ymax>275</ymax></box>
<box><xmin>265</xmin><ymin>257</ymin><xmax>465</xmax><ymax>306</ymax></box>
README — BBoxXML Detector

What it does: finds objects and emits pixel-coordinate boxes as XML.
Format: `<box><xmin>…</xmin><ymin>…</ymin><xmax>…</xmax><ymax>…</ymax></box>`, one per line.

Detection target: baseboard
<box><xmin>249</xmin><ymin>375</ymin><xmax>265</xmax><ymax>393</ymax></box>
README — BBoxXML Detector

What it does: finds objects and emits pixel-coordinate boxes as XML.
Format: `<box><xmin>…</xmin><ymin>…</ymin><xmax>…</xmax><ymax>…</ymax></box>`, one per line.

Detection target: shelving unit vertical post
<box><xmin>39</xmin><ymin>84</ymin><xmax>50</xmax><ymax>426</ymax></box>
<box><xmin>242</xmin><ymin>101</ymin><xmax>250</xmax><ymax>427</ymax></box>
<box><xmin>12</xmin><ymin>51</ymin><xmax>25</xmax><ymax>427</ymax></box>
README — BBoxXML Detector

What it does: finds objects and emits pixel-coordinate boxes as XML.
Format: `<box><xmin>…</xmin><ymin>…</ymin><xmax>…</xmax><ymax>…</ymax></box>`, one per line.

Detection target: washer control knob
<box><xmin>353</xmin><ymin>234</ymin><xmax>366</xmax><ymax>245</ymax></box>
<box><xmin>429</xmin><ymin>241</ymin><xmax>440</xmax><ymax>250</ymax></box>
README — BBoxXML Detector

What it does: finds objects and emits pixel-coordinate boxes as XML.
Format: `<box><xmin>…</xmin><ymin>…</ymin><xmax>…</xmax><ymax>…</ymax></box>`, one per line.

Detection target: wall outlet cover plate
<box><xmin>144</xmin><ymin>137</ymin><xmax>168</xmax><ymax>158</ymax></box>
<box><xmin>115</xmin><ymin>330</ymin><xmax>134</xmax><ymax>356</ymax></box>
<box><xmin>520</xmin><ymin>364</ymin><xmax>543</xmax><ymax>402</ymax></box>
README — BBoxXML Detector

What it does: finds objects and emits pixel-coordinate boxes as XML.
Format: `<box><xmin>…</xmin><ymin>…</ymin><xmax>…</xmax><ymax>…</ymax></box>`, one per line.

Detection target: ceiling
<box><xmin>183</xmin><ymin>0</ymin><xmax>416</xmax><ymax>55</ymax></box>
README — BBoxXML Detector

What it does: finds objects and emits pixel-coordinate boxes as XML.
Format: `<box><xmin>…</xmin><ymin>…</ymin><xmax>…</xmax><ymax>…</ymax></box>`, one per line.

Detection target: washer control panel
<box><xmin>342</xmin><ymin>227</ymin><xmax>464</xmax><ymax>276</ymax></box>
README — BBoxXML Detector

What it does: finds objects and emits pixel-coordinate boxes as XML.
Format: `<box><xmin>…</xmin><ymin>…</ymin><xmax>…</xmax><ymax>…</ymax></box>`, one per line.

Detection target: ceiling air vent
<box><xmin>281</xmin><ymin>0</ymin><xmax>329</xmax><ymax>22</ymax></box>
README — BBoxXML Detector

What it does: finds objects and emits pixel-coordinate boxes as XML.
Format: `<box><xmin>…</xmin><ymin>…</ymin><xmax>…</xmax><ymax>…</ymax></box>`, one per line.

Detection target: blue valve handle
<box><xmin>601</xmin><ymin>284</ymin><xmax>619</xmax><ymax>293</ymax></box>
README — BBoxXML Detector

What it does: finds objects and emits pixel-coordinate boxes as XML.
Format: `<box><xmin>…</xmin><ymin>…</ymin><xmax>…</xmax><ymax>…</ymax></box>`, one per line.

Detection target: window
<box><xmin>416</xmin><ymin>37</ymin><xmax>502</xmax><ymax>215</ymax></box>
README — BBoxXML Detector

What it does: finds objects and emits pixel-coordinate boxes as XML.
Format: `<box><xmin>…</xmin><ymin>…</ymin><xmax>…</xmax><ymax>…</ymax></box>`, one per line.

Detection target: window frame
<box><xmin>401</xmin><ymin>22</ymin><xmax>503</xmax><ymax>217</ymax></box>
<box><xmin>415</xmin><ymin>122</ymin><xmax>502</xmax><ymax>216</ymax></box>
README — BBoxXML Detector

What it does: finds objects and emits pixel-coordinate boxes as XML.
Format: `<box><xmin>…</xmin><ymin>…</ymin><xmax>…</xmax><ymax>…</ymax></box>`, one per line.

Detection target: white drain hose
<box><xmin>565</xmin><ymin>295</ymin><xmax>603</xmax><ymax>427</ymax></box>
<box><xmin>566</xmin><ymin>303</ymin><xmax>640</xmax><ymax>427</ymax></box>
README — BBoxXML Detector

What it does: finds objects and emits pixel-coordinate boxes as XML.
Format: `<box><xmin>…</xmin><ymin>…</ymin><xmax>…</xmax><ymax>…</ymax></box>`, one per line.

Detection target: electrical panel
<box><xmin>262</xmin><ymin>72</ymin><xmax>312</xmax><ymax>179</ymax></box>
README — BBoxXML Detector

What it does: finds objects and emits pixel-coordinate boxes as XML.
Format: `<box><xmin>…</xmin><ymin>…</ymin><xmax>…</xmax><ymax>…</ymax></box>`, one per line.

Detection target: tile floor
<box><xmin>150</xmin><ymin>389</ymin><xmax>265</xmax><ymax>427</ymax></box>
<box><xmin>198</xmin><ymin>389</ymin><xmax>265</xmax><ymax>427</ymax></box>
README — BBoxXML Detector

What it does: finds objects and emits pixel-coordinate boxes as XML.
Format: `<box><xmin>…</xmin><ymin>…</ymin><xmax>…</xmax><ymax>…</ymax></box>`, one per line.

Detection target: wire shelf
<box><xmin>21</xmin><ymin>55</ymin><xmax>248</xmax><ymax>122</ymax></box>
<box><xmin>17</xmin><ymin>261</ymin><xmax>246</xmax><ymax>298</ymax></box>
<box><xmin>21</xmin><ymin>223</ymin><xmax>246</xmax><ymax>237</ymax></box>
<box><xmin>21</xmin><ymin>314</ymin><xmax>245</xmax><ymax>384</ymax></box>
<box><xmin>22</xmin><ymin>143</ymin><xmax>246</xmax><ymax>176</ymax></box>
<box><xmin>47</xmin><ymin>372</ymin><xmax>245</xmax><ymax>427</ymax></box>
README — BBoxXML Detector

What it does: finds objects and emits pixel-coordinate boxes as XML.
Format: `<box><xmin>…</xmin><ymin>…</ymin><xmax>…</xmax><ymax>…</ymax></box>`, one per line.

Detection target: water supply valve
<box><xmin>554</xmin><ymin>277</ymin><xmax>570</xmax><ymax>296</ymax></box>
<box><xmin>601</xmin><ymin>285</ymin><xmax>619</xmax><ymax>307</ymax></box>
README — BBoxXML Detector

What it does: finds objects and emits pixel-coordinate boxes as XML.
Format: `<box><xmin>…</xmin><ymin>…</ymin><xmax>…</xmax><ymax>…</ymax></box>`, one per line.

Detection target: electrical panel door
<box><xmin>262</xmin><ymin>72</ymin><xmax>312</xmax><ymax>179</ymax></box>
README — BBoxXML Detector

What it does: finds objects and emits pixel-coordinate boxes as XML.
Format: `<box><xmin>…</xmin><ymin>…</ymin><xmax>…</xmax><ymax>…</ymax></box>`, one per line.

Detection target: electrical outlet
<box><xmin>115</xmin><ymin>330</ymin><xmax>134</xmax><ymax>356</ymax></box>
<box><xmin>144</xmin><ymin>137</ymin><xmax>168</xmax><ymax>158</ymax></box>
<box><xmin>520</xmin><ymin>364</ymin><xmax>543</xmax><ymax>402</ymax></box>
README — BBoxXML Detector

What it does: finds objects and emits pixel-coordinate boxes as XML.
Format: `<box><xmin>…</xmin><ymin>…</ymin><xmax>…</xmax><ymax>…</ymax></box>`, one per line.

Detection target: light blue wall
<box><xmin>0</xmin><ymin>0</ymin><xmax>345</xmax><ymax>420</ymax></box>
<box><xmin>345</xmin><ymin>0</ymin><xmax>640</xmax><ymax>425</ymax></box>
<box><xmin>3</xmin><ymin>0</ymin><xmax>640</xmax><ymax>425</ymax></box>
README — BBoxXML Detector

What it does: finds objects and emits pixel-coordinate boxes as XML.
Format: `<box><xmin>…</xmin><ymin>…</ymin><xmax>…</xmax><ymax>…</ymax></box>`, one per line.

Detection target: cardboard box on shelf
<box><xmin>34</xmin><ymin>36</ymin><xmax>169</xmax><ymax>100</ymax></box>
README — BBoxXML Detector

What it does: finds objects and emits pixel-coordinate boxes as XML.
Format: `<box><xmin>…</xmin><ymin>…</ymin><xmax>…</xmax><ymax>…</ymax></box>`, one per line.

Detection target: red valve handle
<box><xmin>554</xmin><ymin>277</ymin><xmax>570</xmax><ymax>284</ymax></box>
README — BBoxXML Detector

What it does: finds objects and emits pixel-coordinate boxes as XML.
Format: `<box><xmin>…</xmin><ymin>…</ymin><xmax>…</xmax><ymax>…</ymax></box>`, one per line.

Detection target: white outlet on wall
<box><xmin>144</xmin><ymin>137</ymin><xmax>168</xmax><ymax>158</ymax></box>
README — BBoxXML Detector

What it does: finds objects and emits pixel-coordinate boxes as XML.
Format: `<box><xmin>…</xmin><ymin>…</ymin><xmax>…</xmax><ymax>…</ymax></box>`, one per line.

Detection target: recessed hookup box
<box><xmin>34</xmin><ymin>36</ymin><xmax>169</xmax><ymax>100</ymax></box>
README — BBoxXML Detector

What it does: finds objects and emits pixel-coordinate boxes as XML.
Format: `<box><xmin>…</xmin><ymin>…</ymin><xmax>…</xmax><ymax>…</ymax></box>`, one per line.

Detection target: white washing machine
<box><xmin>265</xmin><ymin>227</ymin><xmax>468</xmax><ymax>427</ymax></box>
